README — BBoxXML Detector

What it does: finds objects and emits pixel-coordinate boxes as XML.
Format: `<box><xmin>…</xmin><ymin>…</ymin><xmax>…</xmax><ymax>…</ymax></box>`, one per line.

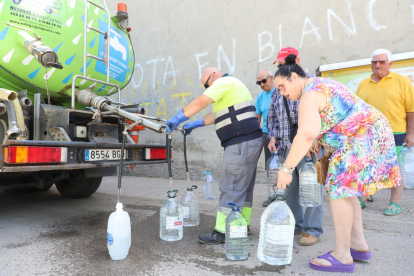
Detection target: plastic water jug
<box><xmin>107</xmin><ymin>203</ymin><xmax>131</xmax><ymax>260</ymax></box>
<box><xmin>160</xmin><ymin>190</ymin><xmax>184</xmax><ymax>241</ymax></box>
<box><xmin>203</xmin><ymin>172</ymin><xmax>216</xmax><ymax>200</ymax></box>
<box><xmin>267</xmin><ymin>150</ymin><xmax>282</xmax><ymax>197</ymax></box>
<box><xmin>398</xmin><ymin>144</ymin><xmax>414</xmax><ymax>189</ymax></box>
<box><xmin>225</xmin><ymin>203</ymin><xmax>248</xmax><ymax>260</ymax></box>
<box><xmin>299</xmin><ymin>157</ymin><xmax>322</xmax><ymax>207</ymax></box>
<box><xmin>257</xmin><ymin>188</ymin><xmax>295</xmax><ymax>265</ymax></box>
<box><xmin>180</xmin><ymin>185</ymin><xmax>200</xmax><ymax>227</ymax></box>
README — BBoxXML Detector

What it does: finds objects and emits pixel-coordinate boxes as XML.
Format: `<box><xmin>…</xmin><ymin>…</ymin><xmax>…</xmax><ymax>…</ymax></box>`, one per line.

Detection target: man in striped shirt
<box><xmin>267</xmin><ymin>47</ymin><xmax>324</xmax><ymax>246</ymax></box>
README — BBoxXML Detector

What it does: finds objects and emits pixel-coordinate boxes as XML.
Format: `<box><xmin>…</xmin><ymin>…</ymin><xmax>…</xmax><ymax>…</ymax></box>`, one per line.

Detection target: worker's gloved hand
<box><xmin>182</xmin><ymin>118</ymin><xmax>204</xmax><ymax>135</ymax></box>
<box><xmin>165</xmin><ymin>109</ymin><xmax>188</xmax><ymax>134</ymax></box>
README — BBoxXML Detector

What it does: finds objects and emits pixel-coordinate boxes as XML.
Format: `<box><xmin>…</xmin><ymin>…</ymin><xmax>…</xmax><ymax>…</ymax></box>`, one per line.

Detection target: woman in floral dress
<box><xmin>274</xmin><ymin>55</ymin><xmax>400</xmax><ymax>273</ymax></box>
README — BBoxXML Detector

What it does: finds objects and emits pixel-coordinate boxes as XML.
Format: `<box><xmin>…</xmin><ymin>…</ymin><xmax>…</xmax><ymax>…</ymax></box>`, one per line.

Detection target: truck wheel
<box><xmin>55</xmin><ymin>170</ymin><xmax>102</xmax><ymax>198</ymax></box>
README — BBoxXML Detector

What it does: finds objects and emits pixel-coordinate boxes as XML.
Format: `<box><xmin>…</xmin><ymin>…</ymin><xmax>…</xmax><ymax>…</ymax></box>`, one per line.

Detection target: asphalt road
<box><xmin>1</xmin><ymin>176</ymin><xmax>413</xmax><ymax>276</ymax></box>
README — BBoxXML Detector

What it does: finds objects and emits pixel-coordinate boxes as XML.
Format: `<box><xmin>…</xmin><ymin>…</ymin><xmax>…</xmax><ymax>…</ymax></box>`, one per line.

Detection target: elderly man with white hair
<box><xmin>356</xmin><ymin>48</ymin><xmax>414</xmax><ymax>215</ymax></box>
<box><xmin>255</xmin><ymin>69</ymin><xmax>277</xmax><ymax>206</ymax></box>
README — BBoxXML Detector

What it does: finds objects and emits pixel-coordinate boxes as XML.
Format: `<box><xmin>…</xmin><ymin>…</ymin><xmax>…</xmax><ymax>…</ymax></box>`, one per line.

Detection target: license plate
<box><xmin>85</xmin><ymin>149</ymin><xmax>128</xmax><ymax>161</ymax></box>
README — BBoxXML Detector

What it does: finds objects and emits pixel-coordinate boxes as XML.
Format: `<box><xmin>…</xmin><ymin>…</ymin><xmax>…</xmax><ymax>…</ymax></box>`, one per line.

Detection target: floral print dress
<box><xmin>303</xmin><ymin>77</ymin><xmax>401</xmax><ymax>199</ymax></box>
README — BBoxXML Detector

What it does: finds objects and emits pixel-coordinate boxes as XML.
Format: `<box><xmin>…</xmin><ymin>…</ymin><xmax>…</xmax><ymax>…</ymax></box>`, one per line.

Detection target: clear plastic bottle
<box><xmin>160</xmin><ymin>190</ymin><xmax>184</xmax><ymax>241</ymax></box>
<box><xmin>180</xmin><ymin>185</ymin><xmax>200</xmax><ymax>227</ymax></box>
<box><xmin>107</xmin><ymin>202</ymin><xmax>131</xmax><ymax>260</ymax></box>
<box><xmin>257</xmin><ymin>188</ymin><xmax>295</xmax><ymax>265</ymax></box>
<box><xmin>203</xmin><ymin>171</ymin><xmax>216</xmax><ymax>200</ymax></box>
<box><xmin>225</xmin><ymin>203</ymin><xmax>248</xmax><ymax>260</ymax></box>
<box><xmin>299</xmin><ymin>157</ymin><xmax>322</xmax><ymax>207</ymax></box>
<box><xmin>398</xmin><ymin>144</ymin><xmax>414</xmax><ymax>189</ymax></box>
<box><xmin>267</xmin><ymin>150</ymin><xmax>282</xmax><ymax>197</ymax></box>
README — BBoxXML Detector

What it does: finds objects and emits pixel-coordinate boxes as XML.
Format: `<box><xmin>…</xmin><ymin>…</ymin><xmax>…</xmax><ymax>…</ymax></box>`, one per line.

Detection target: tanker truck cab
<box><xmin>0</xmin><ymin>1</ymin><xmax>171</xmax><ymax>198</ymax></box>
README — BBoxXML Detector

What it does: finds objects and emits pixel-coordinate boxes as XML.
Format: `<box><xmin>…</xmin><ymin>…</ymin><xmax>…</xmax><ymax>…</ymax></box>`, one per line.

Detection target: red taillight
<box><xmin>4</xmin><ymin>146</ymin><xmax>67</xmax><ymax>164</ymax></box>
<box><xmin>144</xmin><ymin>148</ymin><xmax>171</xmax><ymax>160</ymax></box>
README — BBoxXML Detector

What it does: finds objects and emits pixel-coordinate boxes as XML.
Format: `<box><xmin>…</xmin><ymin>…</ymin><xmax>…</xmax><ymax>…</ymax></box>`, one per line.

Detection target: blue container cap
<box><xmin>271</xmin><ymin>144</ymin><xmax>280</xmax><ymax>155</ymax></box>
<box><xmin>228</xmin><ymin>203</ymin><xmax>240</xmax><ymax>212</ymax></box>
<box><xmin>203</xmin><ymin>171</ymin><xmax>211</xmax><ymax>175</ymax></box>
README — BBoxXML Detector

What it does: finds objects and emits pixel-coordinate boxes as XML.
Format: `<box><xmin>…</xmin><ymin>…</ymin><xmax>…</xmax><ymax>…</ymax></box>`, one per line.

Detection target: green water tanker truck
<box><xmin>0</xmin><ymin>0</ymin><xmax>171</xmax><ymax>198</ymax></box>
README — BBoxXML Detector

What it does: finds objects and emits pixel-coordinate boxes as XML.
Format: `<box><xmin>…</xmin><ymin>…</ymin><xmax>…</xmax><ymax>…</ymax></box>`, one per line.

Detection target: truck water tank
<box><xmin>0</xmin><ymin>0</ymin><xmax>135</xmax><ymax>105</ymax></box>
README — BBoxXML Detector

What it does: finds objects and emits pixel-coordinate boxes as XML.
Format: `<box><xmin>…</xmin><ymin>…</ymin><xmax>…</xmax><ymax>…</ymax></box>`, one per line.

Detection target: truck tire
<box><xmin>55</xmin><ymin>170</ymin><xmax>102</xmax><ymax>198</ymax></box>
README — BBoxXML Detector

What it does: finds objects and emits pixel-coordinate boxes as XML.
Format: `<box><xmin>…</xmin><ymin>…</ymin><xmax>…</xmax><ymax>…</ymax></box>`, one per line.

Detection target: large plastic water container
<box><xmin>299</xmin><ymin>157</ymin><xmax>322</xmax><ymax>207</ymax></box>
<box><xmin>225</xmin><ymin>203</ymin><xmax>248</xmax><ymax>260</ymax></box>
<box><xmin>203</xmin><ymin>172</ymin><xmax>216</xmax><ymax>200</ymax></box>
<box><xmin>180</xmin><ymin>185</ymin><xmax>200</xmax><ymax>227</ymax></box>
<box><xmin>160</xmin><ymin>190</ymin><xmax>184</xmax><ymax>241</ymax></box>
<box><xmin>267</xmin><ymin>150</ymin><xmax>282</xmax><ymax>197</ymax></box>
<box><xmin>257</xmin><ymin>188</ymin><xmax>295</xmax><ymax>265</ymax></box>
<box><xmin>107</xmin><ymin>203</ymin><xmax>131</xmax><ymax>260</ymax></box>
<box><xmin>398</xmin><ymin>144</ymin><xmax>414</xmax><ymax>189</ymax></box>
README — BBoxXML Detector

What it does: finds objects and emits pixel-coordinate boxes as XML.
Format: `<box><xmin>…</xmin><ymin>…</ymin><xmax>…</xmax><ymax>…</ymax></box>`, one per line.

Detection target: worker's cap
<box><xmin>273</xmin><ymin>47</ymin><xmax>299</xmax><ymax>64</ymax></box>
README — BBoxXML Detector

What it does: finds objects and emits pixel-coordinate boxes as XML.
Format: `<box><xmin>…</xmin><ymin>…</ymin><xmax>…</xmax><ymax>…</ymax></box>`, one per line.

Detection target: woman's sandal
<box><xmin>350</xmin><ymin>248</ymin><xmax>372</xmax><ymax>261</ymax></box>
<box><xmin>309</xmin><ymin>251</ymin><xmax>355</xmax><ymax>273</ymax></box>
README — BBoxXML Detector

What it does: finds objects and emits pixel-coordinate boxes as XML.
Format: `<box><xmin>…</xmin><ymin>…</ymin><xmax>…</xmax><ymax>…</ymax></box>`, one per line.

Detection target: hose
<box><xmin>0</xmin><ymin>119</ymin><xmax>7</xmax><ymax>142</ymax></box>
<box><xmin>12</xmin><ymin>98</ymin><xmax>26</xmax><ymax>140</ymax></box>
<box><xmin>184</xmin><ymin>132</ymin><xmax>190</xmax><ymax>183</ymax></box>
<box><xmin>166</xmin><ymin>134</ymin><xmax>172</xmax><ymax>178</ymax></box>
<box><xmin>184</xmin><ymin>132</ymin><xmax>188</xmax><ymax>173</ymax></box>
<box><xmin>0</xmin><ymin>102</ymin><xmax>6</xmax><ymax>115</ymax></box>
<box><xmin>117</xmin><ymin>125</ymin><xmax>127</xmax><ymax>203</ymax></box>
<box><xmin>3</xmin><ymin>100</ymin><xmax>21</xmax><ymax>138</ymax></box>
<box><xmin>0</xmin><ymin>88</ymin><xmax>18</xmax><ymax>101</ymax></box>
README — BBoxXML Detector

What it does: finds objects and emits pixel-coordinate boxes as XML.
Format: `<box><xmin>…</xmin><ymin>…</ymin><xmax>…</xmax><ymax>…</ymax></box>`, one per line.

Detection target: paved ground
<box><xmin>0</xmin><ymin>176</ymin><xmax>413</xmax><ymax>276</ymax></box>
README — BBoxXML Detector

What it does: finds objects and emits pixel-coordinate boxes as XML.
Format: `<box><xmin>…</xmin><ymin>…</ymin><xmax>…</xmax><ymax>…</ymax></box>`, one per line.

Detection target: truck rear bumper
<box><xmin>0</xmin><ymin>139</ymin><xmax>170</xmax><ymax>172</ymax></box>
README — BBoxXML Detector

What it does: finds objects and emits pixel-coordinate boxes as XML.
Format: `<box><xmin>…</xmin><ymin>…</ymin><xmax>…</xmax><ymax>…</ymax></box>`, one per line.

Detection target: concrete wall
<box><xmin>106</xmin><ymin>0</ymin><xmax>414</xmax><ymax>182</ymax></box>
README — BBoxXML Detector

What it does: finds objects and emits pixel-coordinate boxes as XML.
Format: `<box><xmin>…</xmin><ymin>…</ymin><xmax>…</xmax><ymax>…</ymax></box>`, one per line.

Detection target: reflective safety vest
<box><xmin>214</xmin><ymin>100</ymin><xmax>262</xmax><ymax>148</ymax></box>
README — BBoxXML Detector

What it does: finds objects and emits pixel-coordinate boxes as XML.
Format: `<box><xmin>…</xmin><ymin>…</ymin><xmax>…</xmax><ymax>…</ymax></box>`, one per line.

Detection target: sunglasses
<box><xmin>256</xmin><ymin>75</ymin><xmax>271</xmax><ymax>85</ymax></box>
<box><xmin>371</xmin><ymin>60</ymin><xmax>389</xmax><ymax>65</ymax></box>
<box><xmin>204</xmin><ymin>72</ymin><xmax>215</xmax><ymax>89</ymax></box>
